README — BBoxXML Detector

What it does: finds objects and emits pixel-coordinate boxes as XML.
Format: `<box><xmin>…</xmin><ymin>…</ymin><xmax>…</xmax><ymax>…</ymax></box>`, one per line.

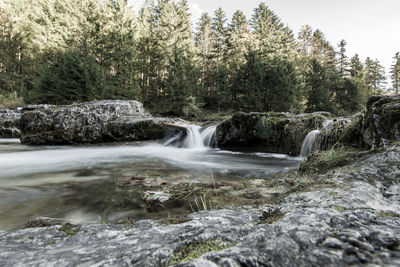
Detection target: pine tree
<box><xmin>337</xmin><ymin>39</ymin><xmax>348</xmax><ymax>77</ymax></box>
<box><xmin>349</xmin><ymin>54</ymin><xmax>363</xmax><ymax>78</ymax></box>
<box><xmin>195</xmin><ymin>12</ymin><xmax>215</xmax><ymax>102</ymax></box>
<box><xmin>364</xmin><ymin>57</ymin><xmax>386</xmax><ymax>95</ymax></box>
<box><xmin>238</xmin><ymin>50</ymin><xmax>265</xmax><ymax>111</ymax></box>
<box><xmin>165</xmin><ymin>46</ymin><xmax>198</xmax><ymax>115</ymax></box>
<box><xmin>30</xmin><ymin>49</ymin><xmax>103</xmax><ymax>105</ymax></box>
<box><xmin>226</xmin><ymin>10</ymin><xmax>252</xmax><ymax>109</ymax></box>
<box><xmin>305</xmin><ymin>58</ymin><xmax>334</xmax><ymax>112</ymax></box>
<box><xmin>212</xmin><ymin>8</ymin><xmax>227</xmax><ymax>64</ymax></box>
<box><xmin>264</xmin><ymin>57</ymin><xmax>302</xmax><ymax>112</ymax></box>
<box><xmin>0</xmin><ymin>0</ymin><xmax>25</xmax><ymax>95</ymax></box>
<box><xmin>298</xmin><ymin>25</ymin><xmax>313</xmax><ymax>57</ymax></box>
<box><xmin>251</xmin><ymin>2</ymin><xmax>296</xmax><ymax>58</ymax></box>
<box><xmin>390</xmin><ymin>52</ymin><xmax>400</xmax><ymax>94</ymax></box>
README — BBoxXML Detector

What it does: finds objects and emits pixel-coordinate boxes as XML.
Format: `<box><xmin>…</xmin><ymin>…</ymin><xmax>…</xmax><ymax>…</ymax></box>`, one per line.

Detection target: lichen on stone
<box><xmin>168</xmin><ymin>239</ymin><xmax>233</xmax><ymax>266</ymax></box>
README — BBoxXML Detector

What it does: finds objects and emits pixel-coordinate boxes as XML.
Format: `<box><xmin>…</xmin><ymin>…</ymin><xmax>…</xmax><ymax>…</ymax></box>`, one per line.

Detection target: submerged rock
<box><xmin>216</xmin><ymin>112</ymin><xmax>328</xmax><ymax>155</ymax></box>
<box><xmin>19</xmin><ymin>100</ymin><xmax>184</xmax><ymax>145</ymax></box>
<box><xmin>0</xmin><ymin>109</ymin><xmax>21</xmax><ymax>138</ymax></box>
<box><xmin>0</xmin><ymin>145</ymin><xmax>399</xmax><ymax>266</ymax></box>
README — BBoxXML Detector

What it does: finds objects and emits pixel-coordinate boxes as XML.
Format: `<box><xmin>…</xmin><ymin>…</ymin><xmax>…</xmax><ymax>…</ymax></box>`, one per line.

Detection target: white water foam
<box><xmin>300</xmin><ymin>129</ymin><xmax>320</xmax><ymax>158</ymax></box>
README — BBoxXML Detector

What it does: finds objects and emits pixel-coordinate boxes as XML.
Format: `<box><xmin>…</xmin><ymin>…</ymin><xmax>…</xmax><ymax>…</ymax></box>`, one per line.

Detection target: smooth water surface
<box><xmin>0</xmin><ymin>131</ymin><xmax>302</xmax><ymax>230</ymax></box>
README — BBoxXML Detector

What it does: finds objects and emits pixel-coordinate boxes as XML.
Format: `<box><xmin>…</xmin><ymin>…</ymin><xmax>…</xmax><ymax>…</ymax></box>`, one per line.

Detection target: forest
<box><xmin>1</xmin><ymin>0</ymin><xmax>399</xmax><ymax>116</ymax></box>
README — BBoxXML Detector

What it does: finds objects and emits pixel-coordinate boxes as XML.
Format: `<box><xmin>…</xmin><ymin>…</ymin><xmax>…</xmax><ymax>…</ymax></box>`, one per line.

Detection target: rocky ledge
<box><xmin>19</xmin><ymin>100</ymin><xmax>185</xmax><ymax>145</ymax></box>
<box><xmin>1</xmin><ymin>144</ymin><xmax>399</xmax><ymax>266</ymax></box>
<box><xmin>217</xmin><ymin>95</ymin><xmax>400</xmax><ymax>155</ymax></box>
<box><xmin>216</xmin><ymin>112</ymin><xmax>329</xmax><ymax>155</ymax></box>
<box><xmin>0</xmin><ymin>109</ymin><xmax>21</xmax><ymax>138</ymax></box>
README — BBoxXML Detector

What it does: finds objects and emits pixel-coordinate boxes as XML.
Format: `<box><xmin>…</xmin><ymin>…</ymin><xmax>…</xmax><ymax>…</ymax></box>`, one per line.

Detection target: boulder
<box><xmin>0</xmin><ymin>109</ymin><xmax>21</xmax><ymax>138</ymax></box>
<box><xmin>216</xmin><ymin>112</ymin><xmax>328</xmax><ymax>155</ymax></box>
<box><xmin>19</xmin><ymin>100</ymin><xmax>184</xmax><ymax>145</ymax></box>
<box><xmin>361</xmin><ymin>95</ymin><xmax>400</xmax><ymax>148</ymax></box>
<box><xmin>315</xmin><ymin>115</ymin><xmax>366</xmax><ymax>151</ymax></box>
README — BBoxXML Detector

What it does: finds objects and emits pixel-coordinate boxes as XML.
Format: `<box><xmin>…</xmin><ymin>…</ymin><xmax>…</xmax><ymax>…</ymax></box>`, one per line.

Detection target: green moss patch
<box><xmin>257</xmin><ymin>207</ymin><xmax>286</xmax><ymax>224</ymax></box>
<box><xmin>168</xmin><ymin>240</ymin><xmax>233</xmax><ymax>266</ymax></box>
<box><xmin>161</xmin><ymin>215</ymin><xmax>191</xmax><ymax>225</ymax></box>
<box><xmin>377</xmin><ymin>211</ymin><xmax>400</xmax><ymax>217</ymax></box>
<box><xmin>58</xmin><ymin>223</ymin><xmax>80</xmax><ymax>236</ymax></box>
<box><xmin>24</xmin><ymin>219</ymin><xmax>52</xmax><ymax>229</ymax></box>
<box><xmin>299</xmin><ymin>149</ymin><xmax>362</xmax><ymax>174</ymax></box>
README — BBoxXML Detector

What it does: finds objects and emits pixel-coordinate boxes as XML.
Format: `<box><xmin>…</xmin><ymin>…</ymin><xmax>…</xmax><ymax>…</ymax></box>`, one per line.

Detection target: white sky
<box><xmin>128</xmin><ymin>0</ymin><xmax>400</xmax><ymax>78</ymax></box>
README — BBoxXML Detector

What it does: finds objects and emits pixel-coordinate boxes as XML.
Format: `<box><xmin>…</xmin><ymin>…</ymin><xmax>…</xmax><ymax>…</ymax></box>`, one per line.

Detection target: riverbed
<box><xmin>0</xmin><ymin>134</ymin><xmax>302</xmax><ymax>230</ymax></box>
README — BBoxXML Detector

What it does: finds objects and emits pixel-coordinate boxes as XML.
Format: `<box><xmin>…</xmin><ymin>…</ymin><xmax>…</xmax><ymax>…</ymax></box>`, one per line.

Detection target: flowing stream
<box><xmin>0</xmin><ymin>124</ymin><xmax>302</xmax><ymax>230</ymax></box>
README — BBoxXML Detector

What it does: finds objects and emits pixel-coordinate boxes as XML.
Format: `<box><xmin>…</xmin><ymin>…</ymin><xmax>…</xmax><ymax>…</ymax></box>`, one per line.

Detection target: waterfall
<box><xmin>201</xmin><ymin>125</ymin><xmax>217</xmax><ymax>148</ymax></box>
<box><xmin>163</xmin><ymin>123</ymin><xmax>217</xmax><ymax>149</ymax></box>
<box><xmin>300</xmin><ymin>130</ymin><xmax>320</xmax><ymax>158</ymax></box>
<box><xmin>182</xmin><ymin>125</ymin><xmax>205</xmax><ymax>149</ymax></box>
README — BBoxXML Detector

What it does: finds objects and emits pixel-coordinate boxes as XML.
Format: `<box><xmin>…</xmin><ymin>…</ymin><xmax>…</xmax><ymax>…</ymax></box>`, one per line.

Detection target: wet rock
<box><xmin>1</xmin><ymin>145</ymin><xmax>399</xmax><ymax>266</ymax></box>
<box><xmin>19</xmin><ymin>100</ymin><xmax>184</xmax><ymax>145</ymax></box>
<box><xmin>216</xmin><ymin>112</ymin><xmax>328</xmax><ymax>155</ymax></box>
<box><xmin>361</xmin><ymin>95</ymin><xmax>400</xmax><ymax>148</ymax></box>
<box><xmin>0</xmin><ymin>109</ymin><xmax>21</xmax><ymax>138</ymax></box>
<box><xmin>316</xmin><ymin>116</ymin><xmax>367</xmax><ymax>151</ymax></box>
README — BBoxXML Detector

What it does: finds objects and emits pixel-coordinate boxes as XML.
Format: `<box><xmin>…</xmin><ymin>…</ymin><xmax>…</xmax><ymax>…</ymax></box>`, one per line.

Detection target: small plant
<box><xmin>190</xmin><ymin>194</ymin><xmax>212</xmax><ymax>212</ymax></box>
<box><xmin>98</xmin><ymin>208</ymin><xmax>109</xmax><ymax>224</ymax></box>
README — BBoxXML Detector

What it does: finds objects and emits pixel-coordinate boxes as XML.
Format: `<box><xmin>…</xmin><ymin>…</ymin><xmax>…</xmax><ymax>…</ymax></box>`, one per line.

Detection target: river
<box><xmin>0</xmin><ymin>125</ymin><xmax>303</xmax><ymax>230</ymax></box>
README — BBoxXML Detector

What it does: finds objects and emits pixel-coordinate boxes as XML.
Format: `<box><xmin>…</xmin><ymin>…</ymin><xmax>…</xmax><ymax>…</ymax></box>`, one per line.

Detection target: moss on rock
<box><xmin>299</xmin><ymin>149</ymin><xmax>365</xmax><ymax>174</ymax></box>
<box><xmin>168</xmin><ymin>239</ymin><xmax>233</xmax><ymax>266</ymax></box>
<box><xmin>216</xmin><ymin>112</ymin><xmax>327</xmax><ymax>155</ymax></box>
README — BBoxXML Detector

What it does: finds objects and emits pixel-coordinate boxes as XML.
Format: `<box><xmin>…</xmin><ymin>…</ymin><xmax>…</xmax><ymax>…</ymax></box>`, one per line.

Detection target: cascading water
<box><xmin>182</xmin><ymin>125</ymin><xmax>205</xmax><ymax>149</ymax></box>
<box><xmin>163</xmin><ymin>123</ymin><xmax>217</xmax><ymax>149</ymax></box>
<box><xmin>300</xmin><ymin>130</ymin><xmax>320</xmax><ymax>158</ymax></box>
<box><xmin>201</xmin><ymin>125</ymin><xmax>217</xmax><ymax>148</ymax></box>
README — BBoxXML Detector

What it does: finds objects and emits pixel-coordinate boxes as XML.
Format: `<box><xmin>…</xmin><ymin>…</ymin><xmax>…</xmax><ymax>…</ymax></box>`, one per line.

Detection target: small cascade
<box><xmin>163</xmin><ymin>123</ymin><xmax>217</xmax><ymax>149</ymax></box>
<box><xmin>201</xmin><ymin>125</ymin><xmax>217</xmax><ymax>148</ymax></box>
<box><xmin>182</xmin><ymin>125</ymin><xmax>205</xmax><ymax>149</ymax></box>
<box><xmin>163</xmin><ymin>131</ymin><xmax>183</xmax><ymax>147</ymax></box>
<box><xmin>300</xmin><ymin>130</ymin><xmax>320</xmax><ymax>158</ymax></box>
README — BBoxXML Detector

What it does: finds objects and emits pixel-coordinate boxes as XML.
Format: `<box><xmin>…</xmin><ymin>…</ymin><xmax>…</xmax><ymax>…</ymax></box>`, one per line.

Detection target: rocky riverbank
<box><xmin>0</xmin><ymin>109</ymin><xmax>21</xmax><ymax>138</ymax></box>
<box><xmin>0</xmin><ymin>144</ymin><xmax>399</xmax><ymax>266</ymax></box>
<box><xmin>216</xmin><ymin>112</ymin><xmax>329</xmax><ymax>155</ymax></box>
<box><xmin>1</xmin><ymin>95</ymin><xmax>399</xmax><ymax>266</ymax></box>
<box><xmin>19</xmin><ymin>100</ymin><xmax>185</xmax><ymax>145</ymax></box>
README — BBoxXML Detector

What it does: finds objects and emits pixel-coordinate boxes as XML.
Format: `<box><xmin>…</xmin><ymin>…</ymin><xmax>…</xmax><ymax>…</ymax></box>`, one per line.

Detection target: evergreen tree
<box><xmin>226</xmin><ymin>10</ymin><xmax>252</xmax><ymax>109</ymax></box>
<box><xmin>238</xmin><ymin>50</ymin><xmax>265</xmax><ymax>111</ymax></box>
<box><xmin>349</xmin><ymin>54</ymin><xmax>363</xmax><ymax>78</ymax></box>
<box><xmin>251</xmin><ymin>2</ymin><xmax>296</xmax><ymax>58</ymax></box>
<box><xmin>0</xmin><ymin>0</ymin><xmax>25</xmax><ymax>95</ymax></box>
<box><xmin>264</xmin><ymin>57</ymin><xmax>302</xmax><ymax>112</ymax></box>
<box><xmin>337</xmin><ymin>39</ymin><xmax>348</xmax><ymax>77</ymax></box>
<box><xmin>390</xmin><ymin>52</ymin><xmax>400</xmax><ymax>94</ymax></box>
<box><xmin>298</xmin><ymin>25</ymin><xmax>313</xmax><ymax>57</ymax></box>
<box><xmin>212</xmin><ymin>8</ymin><xmax>227</xmax><ymax>64</ymax></box>
<box><xmin>28</xmin><ymin>49</ymin><xmax>103</xmax><ymax>104</ymax></box>
<box><xmin>195</xmin><ymin>13</ymin><xmax>214</xmax><ymax>103</ymax></box>
<box><xmin>364</xmin><ymin>57</ymin><xmax>386</xmax><ymax>95</ymax></box>
<box><xmin>334</xmin><ymin>78</ymin><xmax>361</xmax><ymax>113</ymax></box>
<box><xmin>305</xmin><ymin>58</ymin><xmax>334</xmax><ymax>112</ymax></box>
<box><xmin>165</xmin><ymin>46</ymin><xmax>198</xmax><ymax>115</ymax></box>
